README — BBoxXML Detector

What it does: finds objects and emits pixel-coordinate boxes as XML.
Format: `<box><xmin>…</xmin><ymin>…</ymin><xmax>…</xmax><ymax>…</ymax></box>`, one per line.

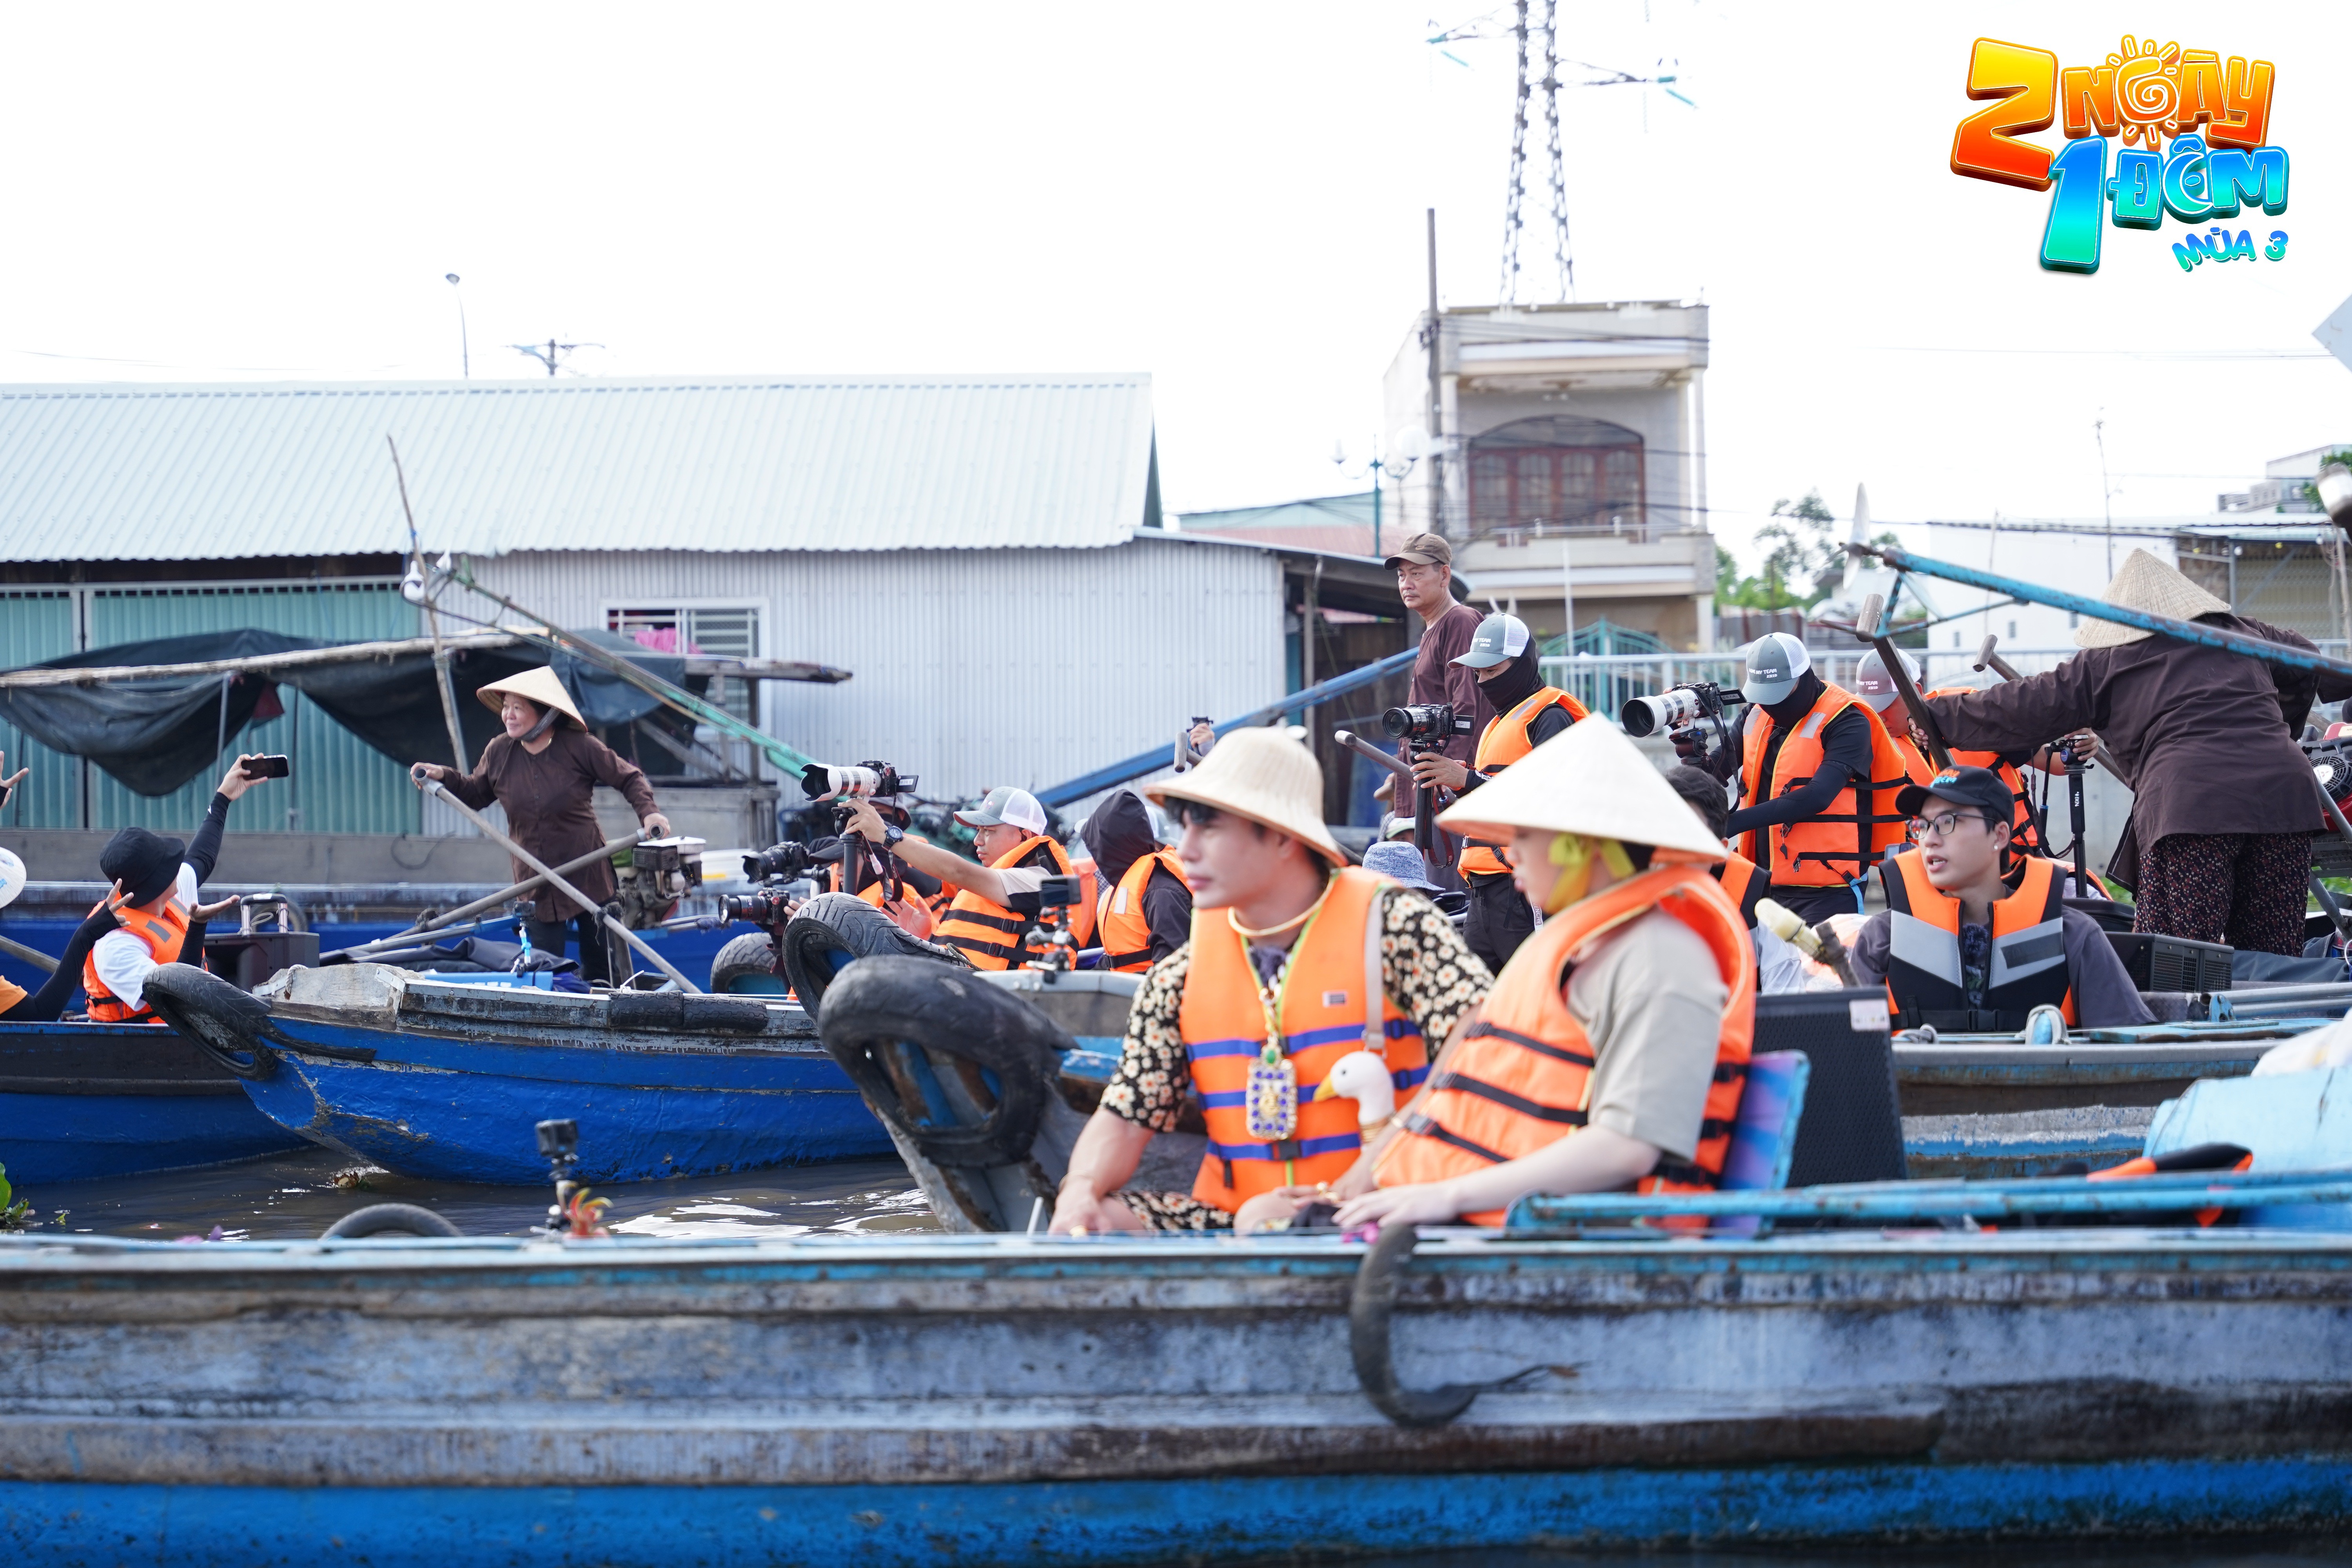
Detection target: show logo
<box><xmin>1949</xmin><ymin>37</ymin><xmax>2286</xmax><ymax>274</ymax></box>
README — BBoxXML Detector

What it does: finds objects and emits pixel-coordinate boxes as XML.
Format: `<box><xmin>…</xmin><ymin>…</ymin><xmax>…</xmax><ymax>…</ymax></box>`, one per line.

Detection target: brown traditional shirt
<box><xmin>441</xmin><ymin>727</ymin><xmax>661</xmax><ymax>920</ymax></box>
<box><xmin>1409</xmin><ymin>600</ymin><xmax>1497</xmax><ymax>766</ymax></box>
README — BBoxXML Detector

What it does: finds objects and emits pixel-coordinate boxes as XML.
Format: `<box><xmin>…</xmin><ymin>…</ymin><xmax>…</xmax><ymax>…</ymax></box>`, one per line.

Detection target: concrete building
<box><xmin>2216</xmin><ymin>444</ymin><xmax>2350</xmax><ymax>515</ymax></box>
<box><xmin>0</xmin><ymin>374</ymin><xmax>1338</xmax><ymax>868</ymax></box>
<box><xmin>1381</xmin><ymin>299</ymin><xmax>1717</xmax><ymax>650</ymax></box>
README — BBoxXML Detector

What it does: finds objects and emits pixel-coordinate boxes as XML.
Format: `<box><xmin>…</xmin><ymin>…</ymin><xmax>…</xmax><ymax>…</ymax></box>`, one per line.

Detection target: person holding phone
<box><xmin>409</xmin><ymin>667</ymin><xmax>669</xmax><ymax>987</ymax></box>
<box><xmin>80</xmin><ymin>752</ymin><xmax>280</xmax><ymax>1023</ymax></box>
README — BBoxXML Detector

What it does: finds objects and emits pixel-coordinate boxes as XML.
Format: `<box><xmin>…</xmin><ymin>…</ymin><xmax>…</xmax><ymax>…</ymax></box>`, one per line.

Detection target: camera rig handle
<box><xmin>1857</xmin><ymin>592</ymin><xmax>1955</xmax><ymax>773</ymax></box>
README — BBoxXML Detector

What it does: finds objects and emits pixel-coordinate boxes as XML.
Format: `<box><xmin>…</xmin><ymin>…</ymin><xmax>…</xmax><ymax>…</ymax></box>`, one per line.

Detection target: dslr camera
<box><xmin>740</xmin><ymin>841</ymin><xmax>816</xmax><ymax>884</ymax></box>
<box><xmin>1619</xmin><ymin>680</ymin><xmax>1744</xmax><ymax>739</ymax></box>
<box><xmin>1380</xmin><ymin>703</ymin><xmax>1474</xmax><ymax>751</ymax></box>
<box><xmin>799</xmin><ymin>761</ymin><xmax>917</xmax><ymax>804</ymax></box>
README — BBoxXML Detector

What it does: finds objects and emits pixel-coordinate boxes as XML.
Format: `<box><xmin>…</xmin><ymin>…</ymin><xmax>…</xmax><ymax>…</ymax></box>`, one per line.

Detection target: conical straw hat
<box><xmin>1438</xmin><ymin>713</ymin><xmax>1726</xmax><ymax>860</ymax></box>
<box><xmin>475</xmin><ymin>666</ymin><xmax>586</xmax><ymax>730</ymax></box>
<box><xmin>1145</xmin><ymin>726</ymin><xmax>1346</xmax><ymax>866</ymax></box>
<box><xmin>2075</xmin><ymin>548</ymin><xmax>2232</xmax><ymax>649</ymax></box>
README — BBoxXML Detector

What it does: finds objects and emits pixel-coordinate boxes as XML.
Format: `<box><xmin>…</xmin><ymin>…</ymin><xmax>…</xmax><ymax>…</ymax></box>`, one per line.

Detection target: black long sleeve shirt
<box><xmin>1719</xmin><ymin>705</ymin><xmax>1874</xmax><ymax>838</ymax></box>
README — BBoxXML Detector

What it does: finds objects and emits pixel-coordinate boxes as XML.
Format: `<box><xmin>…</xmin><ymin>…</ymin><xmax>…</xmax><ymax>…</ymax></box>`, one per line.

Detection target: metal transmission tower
<box><xmin>510</xmin><ymin>338</ymin><xmax>604</xmax><ymax>377</ymax></box>
<box><xmin>1497</xmin><ymin>0</ymin><xmax>1575</xmax><ymax>305</ymax></box>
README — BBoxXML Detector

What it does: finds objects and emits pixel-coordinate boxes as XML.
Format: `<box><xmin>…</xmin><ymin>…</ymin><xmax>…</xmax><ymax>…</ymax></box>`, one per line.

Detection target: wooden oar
<box><xmin>0</xmin><ymin>932</ymin><xmax>56</xmax><ymax>975</ymax></box>
<box><xmin>1857</xmin><ymin>592</ymin><xmax>1954</xmax><ymax>772</ymax></box>
<box><xmin>417</xmin><ymin>781</ymin><xmax>699</xmax><ymax>992</ymax></box>
<box><xmin>326</xmin><ymin>832</ymin><xmax>644</xmax><ymax>960</ymax></box>
<box><xmin>1972</xmin><ymin>634</ymin><xmax>2025</xmax><ymax>684</ymax></box>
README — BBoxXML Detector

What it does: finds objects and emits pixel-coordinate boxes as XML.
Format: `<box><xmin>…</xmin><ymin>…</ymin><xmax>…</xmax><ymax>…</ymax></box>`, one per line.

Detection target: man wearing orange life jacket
<box><xmin>1406</xmin><ymin>612</ymin><xmax>1588</xmax><ymax>973</ymax></box>
<box><xmin>1079</xmin><ymin>790</ymin><xmax>1190</xmax><ymax>973</ymax></box>
<box><xmin>1047</xmin><ymin>727</ymin><xmax>1490</xmax><ymax>1236</ymax></box>
<box><xmin>1338</xmin><ymin>716</ymin><xmax>1756</xmax><ymax>1232</ymax></box>
<box><xmin>1854</xmin><ymin>648</ymin><xmax>2047</xmax><ymax>859</ymax></box>
<box><xmin>844</xmin><ymin>786</ymin><xmax>1078</xmax><ymax>971</ymax></box>
<box><xmin>1679</xmin><ymin>632</ymin><xmax>1911</xmax><ymax>925</ymax></box>
<box><xmin>82</xmin><ymin>754</ymin><xmax>279</xmax><ymax>1023</ymax></box>
<box><xmin>1847</xmin><ymin>766</ymin><xmax>2152</xmax><ymax>1033</ymax></box>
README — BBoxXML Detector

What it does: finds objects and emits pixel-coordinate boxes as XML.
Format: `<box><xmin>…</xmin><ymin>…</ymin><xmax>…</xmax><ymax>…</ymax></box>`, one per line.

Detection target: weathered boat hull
<box><xmin>1891</xmin><ymin>1035</ymin><xmax>2282</xmax><ymax>1116</ymax></box>
<box><xmin>148</xmin><ymin>964</ymin><xmax>891</xmax><ymax>1184</ymax></box>
<box><xmin>0</xmin><ymin>1021</ymin><xmax>306</xmax><ymax>1184</ymax></box>
<box><xmin>0</xmin><ymin>1225</ymin><xmax>2347</xmax><ymax>1563</ymax></box>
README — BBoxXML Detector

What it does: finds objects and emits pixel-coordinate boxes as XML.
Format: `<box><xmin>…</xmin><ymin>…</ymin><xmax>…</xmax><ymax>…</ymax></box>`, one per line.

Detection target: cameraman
<box><xmin>1384</xmin><ymin>532</ymin><xmax>1495</xmax><ymax>781</ymax></box>
<box><xmin>1405</xmin><ymin>612</ymin><xmax>1586</xmax><ymax>969</ymax></box>
<box><xmin>844</xmin><ymin>785</ymin><xmax>1075</xmax><ymax>970</ymax></box>
<box><xmin>1682</xmin><ymin>633</ymin><xmax>1911</xmax><ymax>924</ymax></box>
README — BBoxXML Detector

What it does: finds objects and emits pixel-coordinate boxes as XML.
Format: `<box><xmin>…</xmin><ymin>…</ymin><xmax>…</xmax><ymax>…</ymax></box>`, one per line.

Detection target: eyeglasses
<box><xmin>1908</xmin><ymin>809</ymin><xmax>1993</xmax><ymax>842</ymax></box>
<box><xmin>1171</xmin><ymin>800</ymin><xmax>1223</xmax><ymax>829</ymax></box>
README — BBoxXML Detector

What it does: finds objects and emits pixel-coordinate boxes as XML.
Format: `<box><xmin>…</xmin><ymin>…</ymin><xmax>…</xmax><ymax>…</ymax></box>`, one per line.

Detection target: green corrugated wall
<box><xmin>0</xmin><ymin>591</ymin><xmax>79</xmax><ymax>830</ymax></box>
<box><xmin>2</xmin><ymin>583</ymin><xmax>421</xmax><ymax>835</ymax></box>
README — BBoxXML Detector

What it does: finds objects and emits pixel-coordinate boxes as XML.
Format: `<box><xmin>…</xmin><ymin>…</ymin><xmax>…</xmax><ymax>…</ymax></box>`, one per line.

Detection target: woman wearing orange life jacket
<box><xmin>1338</xmin><ymin>716</ymin><xmax>1755</xmax><ymax>1233</ymax></box>
<box><xmin>1046</xmin><ymin>727</ymin><xmax>1490</xmax><ymax>1237</ymax></box>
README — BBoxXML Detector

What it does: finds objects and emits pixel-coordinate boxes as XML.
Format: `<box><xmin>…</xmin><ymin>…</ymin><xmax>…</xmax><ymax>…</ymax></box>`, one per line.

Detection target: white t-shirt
<box><xmin>88</xmin><ymin>864</ymin><xmax>196</xmax><ymax>1014</ymax></box>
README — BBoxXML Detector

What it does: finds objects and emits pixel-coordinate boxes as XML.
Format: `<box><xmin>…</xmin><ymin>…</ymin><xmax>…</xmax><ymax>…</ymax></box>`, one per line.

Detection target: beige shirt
<box><xmin>1566</xmin><ymin>907</ymin><xmax>1730</xmax><ymax>1161</ymax></box>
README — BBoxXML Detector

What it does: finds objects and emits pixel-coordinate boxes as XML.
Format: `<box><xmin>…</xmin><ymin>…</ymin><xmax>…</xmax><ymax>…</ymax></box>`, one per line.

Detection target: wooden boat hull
<box><xmin>0</xmin><ymin>1022</ymin><xmax>306</xmax><ymax>1184</ymax></box>
<box><xmin>0</xmin><ymin>1226</ymin><xmax>2347</xmax><ymax>1561</ymax></box>
<box><xmin>147</xmin><ymin>964</ymin><xmax>891</xmax><ymax>1185</ymax></box>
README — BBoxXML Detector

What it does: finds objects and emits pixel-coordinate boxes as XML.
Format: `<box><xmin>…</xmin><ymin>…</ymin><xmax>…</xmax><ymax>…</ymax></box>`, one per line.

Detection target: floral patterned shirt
<box><xmin>1099</xmin><ymin>886</ymin><xmax>1491</xmax><ymax>1230</ymax></box>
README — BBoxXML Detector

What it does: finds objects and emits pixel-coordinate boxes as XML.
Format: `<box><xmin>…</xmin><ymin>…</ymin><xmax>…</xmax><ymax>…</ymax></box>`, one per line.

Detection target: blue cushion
<box><xmin>1711</xmin><ymin>1051</ymin><xmax>1810</xmax><ymax>1240</ymax></box>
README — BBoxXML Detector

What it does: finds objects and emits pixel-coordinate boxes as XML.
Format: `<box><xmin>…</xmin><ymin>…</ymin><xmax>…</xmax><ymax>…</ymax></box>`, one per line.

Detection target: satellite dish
<box><xmin>1392</xmin><ymin>425</ymin><xmax>1432</xmax><ymax>461</ymax></box>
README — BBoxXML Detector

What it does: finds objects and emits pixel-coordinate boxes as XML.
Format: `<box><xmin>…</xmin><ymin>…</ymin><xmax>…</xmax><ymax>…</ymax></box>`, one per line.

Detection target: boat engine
<box><xmin>2308</xmin><ymin>737</ymin><xmax>2352</xmax><ymax>817</ymax></box>
<box><xmin>612</xmin><ymin>836</ymin><xmax>705</xmax><ymax>929</ymax></box>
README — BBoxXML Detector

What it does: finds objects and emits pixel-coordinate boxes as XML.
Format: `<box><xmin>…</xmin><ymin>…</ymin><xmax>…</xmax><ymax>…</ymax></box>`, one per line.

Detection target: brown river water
<box><xmin>21</xmin><ymin>1149</ymin><xmax>939</xmax><ymax>1242</ymax></box>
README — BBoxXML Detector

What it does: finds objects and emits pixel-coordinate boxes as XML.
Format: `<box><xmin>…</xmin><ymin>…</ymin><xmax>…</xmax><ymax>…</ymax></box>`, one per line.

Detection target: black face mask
<box><xmin>1477</xmin><ymin>647</ymin><xmax>1546</xmax><ymax>715</ymax></box>
<box><xmin>1761</xmin><ymin>669</ymin><xmax>1827</xmax><ymax>726</ymax></box>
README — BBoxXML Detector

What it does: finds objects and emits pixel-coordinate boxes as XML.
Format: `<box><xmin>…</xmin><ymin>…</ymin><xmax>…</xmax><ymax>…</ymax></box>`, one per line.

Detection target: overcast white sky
<box><xmin>0</xmin><ymin>2</ymin><xmax>2341</xmax><ymax>568</ymax></box>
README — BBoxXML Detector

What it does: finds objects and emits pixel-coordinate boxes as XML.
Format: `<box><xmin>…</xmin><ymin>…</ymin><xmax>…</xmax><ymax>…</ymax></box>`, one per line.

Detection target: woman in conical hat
<box><xmin>410</xmin><ymin>667</ymin><xmax>671</xmax><ymax>985</ymax></box>
<box><xmin>1336</xmin><ymin>715</ymin><xmax>1758</xmax><ymax>1232</ymax></box>
<box><xmin>1920</xmin><ymin>547</ymin><xmax>2339</xmax><ymax>959</ymax></box>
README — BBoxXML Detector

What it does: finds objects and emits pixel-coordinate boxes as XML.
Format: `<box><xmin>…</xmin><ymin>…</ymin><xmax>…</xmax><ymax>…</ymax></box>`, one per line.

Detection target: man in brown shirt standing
<box><xmin>1385</xmin><ymin>532</ymin><xmax>1494</xmax><ymax>768</ymax></box>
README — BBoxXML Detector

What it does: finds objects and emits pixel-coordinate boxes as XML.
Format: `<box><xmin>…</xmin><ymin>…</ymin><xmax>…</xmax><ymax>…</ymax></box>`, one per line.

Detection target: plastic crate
<box><xmin>2105</xmin><ymin>932</ymin><xmax>2233</xmax><ymax>993</ymax></box>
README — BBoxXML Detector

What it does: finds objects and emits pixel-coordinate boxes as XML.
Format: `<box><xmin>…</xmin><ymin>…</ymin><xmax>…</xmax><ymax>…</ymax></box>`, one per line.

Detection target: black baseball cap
<box><xmin>1895</xmin><ymin>765</ymin><xmax>2013</xmax><ymax>825</ymax></box>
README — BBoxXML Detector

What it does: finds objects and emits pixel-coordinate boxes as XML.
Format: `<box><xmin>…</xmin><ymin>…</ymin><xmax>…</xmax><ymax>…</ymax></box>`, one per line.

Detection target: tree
<box><xmin>1720</xmin><ymin>489</ymin><xmax>1837</xmax><ymax>611</ymax></box>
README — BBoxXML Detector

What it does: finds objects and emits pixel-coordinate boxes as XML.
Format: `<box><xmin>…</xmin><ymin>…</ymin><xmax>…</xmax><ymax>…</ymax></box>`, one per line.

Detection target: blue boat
<box><xmin>140</xmin><ymin>961</ymin><xmax>891</xmax><ymax>1184</ymax></box>
<box><xmin>0</xmin><ymin>1020</ymin><xmax>308</xmax><ymax>1184</ymax></box>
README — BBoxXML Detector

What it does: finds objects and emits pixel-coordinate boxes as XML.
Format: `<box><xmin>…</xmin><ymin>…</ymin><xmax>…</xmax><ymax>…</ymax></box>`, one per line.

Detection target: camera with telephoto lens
<box><xmin>799</xmin><ymin>762</ymin><xmax>917</xmax><ymax>803</ymax></box>
<box><xmin>741</xmin><ymin>841</ymin><xmax>816</xmax><ymax>883</ymax></box>
<box><xmin>1380</xmin><ymin>703</ymin><xmax>1473</xmax><ymax>750</ymax></box>
<box><xmin>1620</xmin><ymin>681</ymin><xmax>1746</xmax><ymax>739</ymax></box>
<box><xmin>720</xmin><ymin>888</ymin><xmax>799</xmax><ymax>927</ymax></box>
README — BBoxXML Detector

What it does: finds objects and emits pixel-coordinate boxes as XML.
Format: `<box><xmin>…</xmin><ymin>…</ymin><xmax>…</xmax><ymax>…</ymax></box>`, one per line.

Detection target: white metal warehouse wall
<box><xmin>451</xmin><ymin>534</ymin><xmax>1285</xmax><ymax>802</ymax></box>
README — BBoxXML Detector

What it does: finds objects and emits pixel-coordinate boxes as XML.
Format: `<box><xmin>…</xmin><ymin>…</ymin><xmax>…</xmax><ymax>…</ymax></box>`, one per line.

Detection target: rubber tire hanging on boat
<box><xmin>138</xmin><ymin>962</ymin><xmax>281</xmax><ymax>1081</ymax></box>
<box><xmin>321</xmin><ymin>1203</ymin><xmax>463</xmax><ymax>1239</ymax></box>
<box><xmin>1350</xmin><ymin>1223</ymin><xmax>1481</xmax><ymax>1428</ymax></box>
<box><xmin>816</xmin><ymin>955</ymin><xmax>1069</xmax><ymax>1166</ymax></box>
<box><xmin>710</xmin><ymin>931</ymin><xmax>786</xmax><ymax>995</ymax></box>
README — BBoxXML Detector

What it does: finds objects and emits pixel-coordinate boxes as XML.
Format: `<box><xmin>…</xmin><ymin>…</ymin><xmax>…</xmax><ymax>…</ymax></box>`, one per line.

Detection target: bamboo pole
<box><xmin>0</xmin><ymin>633</ymin><xmax>519</xmax><ymax>690</ymax></box>
<box><xmin>417</xmin><ymin>780</ymin><xmax>698</xmax><ymax>992</ymax></box>
<box><xmin>387</xmin><ymin>436</ymin><xmax>474</xmax><ymax>772</ymax></box>
<box><xmin>323</xmin><ymin>832</ymin><xmax>645</xmax><ymax>960</ymax></box>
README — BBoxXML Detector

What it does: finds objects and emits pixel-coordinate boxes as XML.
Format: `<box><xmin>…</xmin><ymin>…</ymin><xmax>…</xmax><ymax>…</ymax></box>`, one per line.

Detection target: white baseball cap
<box><xmin>1853</xmin><ymin>647</ymin><xmax>1920</xmax><ymax>714</ymax></box>
<box><xmin>1451</xmin><ymin>612</ymin><xmax>1531</xmax><ymax>670</ymax></box>
<box><xmin>955</xmin><ymin>786</ymin><xmax>1049</xmax><ymax>835</ymax></box>
<box><xmin>1741</xmin><ymin>632</ymin><xmax>1813</xmax><ymax>707</ymax></box>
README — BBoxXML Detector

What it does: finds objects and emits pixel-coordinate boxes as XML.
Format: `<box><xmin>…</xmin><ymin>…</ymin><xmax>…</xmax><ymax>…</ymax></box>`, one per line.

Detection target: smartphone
<box><xmin>240</xmin><ymin>755</ymin><xmax>291</xmax><ymax>780</ymax></box>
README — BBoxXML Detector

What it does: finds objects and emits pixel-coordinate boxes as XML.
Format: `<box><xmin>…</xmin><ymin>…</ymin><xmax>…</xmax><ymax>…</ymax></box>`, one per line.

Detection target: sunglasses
<box><xmin>1170</xmin><ymin>800</ymin><xmax>1224</xmax><ymax>829</ymax></box>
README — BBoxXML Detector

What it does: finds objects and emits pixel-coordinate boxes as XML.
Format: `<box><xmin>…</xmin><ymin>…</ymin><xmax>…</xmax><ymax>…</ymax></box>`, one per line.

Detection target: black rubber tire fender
<box><xmin>140</xmin><ymin>962</ymin><xmax>281</xmax><ymax>1082</ymax></box>
<box><xmin>710</xmin><ymin>931</ymin><xmax>784</xmax><ymax>995</ymax></box>
<box><xmin>816</xmin><ymin>955</ymin><xmax>1069</xmax><ymax>1166</ymax></box>
<box><xmin>321</xmin><ymin>1203</ymin><xmax>463</xmax><ymax>1239</ymax></box>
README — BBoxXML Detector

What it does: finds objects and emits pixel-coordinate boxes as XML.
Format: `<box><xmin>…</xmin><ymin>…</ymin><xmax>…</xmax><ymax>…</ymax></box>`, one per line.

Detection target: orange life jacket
<box><xmin>1097</xmin><ymin>848</ymin><xmax>1187</xmax><ymax>973</ymax></box>
<box><xmin>82</xmin><ymin>890</ymin><xmax>190</xmax><ymax>1024</ymax></box>
<box><xmin>1890</xmin><ymin>689</ymin><xmax>2046</xmax><ymax>855</ymax></box>
<box><xmin>1459</xmin><ymin>688</ymin><xmax>1590</xmax><ymax>878</ymax></box>
<box><xmin>1877</xmin><ymin>847</ymin><xmax>2075</xmax><ymax>1033</ymax></box>
<box><xmin>828</xmin><ymin>861</ymin><xmax>936</xmax><ymax>938</ymax></box>
<box><xmin>1180</xmin><ymin>867</ymin><xmax>1430</xmax><ymax>1212</ymax></box>
<box><xmin>1380</xmin><ymin>861</ymin><xmax>1754</xmax><ymax>1225</ymax></box>
<box><xmin>1066</xmin><ymin>854</ymin><xmax>1100</xmax><ymax>949</ymax></box>
<box><xmin>1711</xmin><ymin>849</ymin><xmax>1768</xmax><ymax>929</ymax></box>
<box><xmin>1738</xmin><ymin>684</ymin><xmax>1912</xmax><ymax>888</ymax></box>
<box><xmin>934</xmin><ymin>833</ymin><xmax>1073</xmax><ymax>970</ymax></box>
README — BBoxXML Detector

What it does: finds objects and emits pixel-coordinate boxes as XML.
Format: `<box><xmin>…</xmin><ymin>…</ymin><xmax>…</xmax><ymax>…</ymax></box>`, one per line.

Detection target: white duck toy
<box><xmin>1312</xmin><ymin>1049</ymin><xmax>1398</xmax><ymax>1134</ymax></box>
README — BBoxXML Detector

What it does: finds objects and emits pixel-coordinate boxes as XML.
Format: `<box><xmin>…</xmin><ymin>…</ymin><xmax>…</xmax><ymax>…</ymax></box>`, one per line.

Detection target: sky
<box><xmin>0</xmin><ymin>2</ymin><xmax>2341</xmax><ymax>570</ymax></box>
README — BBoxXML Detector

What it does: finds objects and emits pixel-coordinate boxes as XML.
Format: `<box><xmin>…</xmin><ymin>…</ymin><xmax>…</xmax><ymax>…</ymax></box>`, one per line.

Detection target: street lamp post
<box><xmin>445</xmin><ymin>274</ymin><xmax>469</xmax><ymax>379</ymax></box>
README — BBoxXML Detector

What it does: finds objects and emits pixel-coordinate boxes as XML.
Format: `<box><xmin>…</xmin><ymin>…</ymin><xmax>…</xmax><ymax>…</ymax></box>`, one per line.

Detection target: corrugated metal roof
<box><xmin>0</xmin><ymin>374</ymin><xmax>1156</xmax><ymax>562</ymax></box>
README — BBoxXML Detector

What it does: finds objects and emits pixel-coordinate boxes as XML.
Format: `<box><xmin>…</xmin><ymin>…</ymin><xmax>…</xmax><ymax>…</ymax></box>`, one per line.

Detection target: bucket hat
<box><xmin>1360</xmin><ymin>839</ymin><xmax>1441</xmax><ymax>891</ymax></box>
<box><xmin>476</xmin><ymin>666</ymin><xmax>586</xmax><ymax>730</ymax></box>
<box><xmin>1439</xmin><ymin>715</ymin><xmax>1726</xmax><ymax>862</ymax></box>
<box><xmin>100</xmin><ymin>826</ymin><xmax>185</xmax><ymax>906</ymax></box>
<box><xmin>1146</xmin><ymin>726</ymin><xmax>1347</xmax><ymax>867</ymax></box>
<box><xmin>2075</xmin><ymin>548</ymin><xmax>2232</xmax><ymax>648</ymax></box>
